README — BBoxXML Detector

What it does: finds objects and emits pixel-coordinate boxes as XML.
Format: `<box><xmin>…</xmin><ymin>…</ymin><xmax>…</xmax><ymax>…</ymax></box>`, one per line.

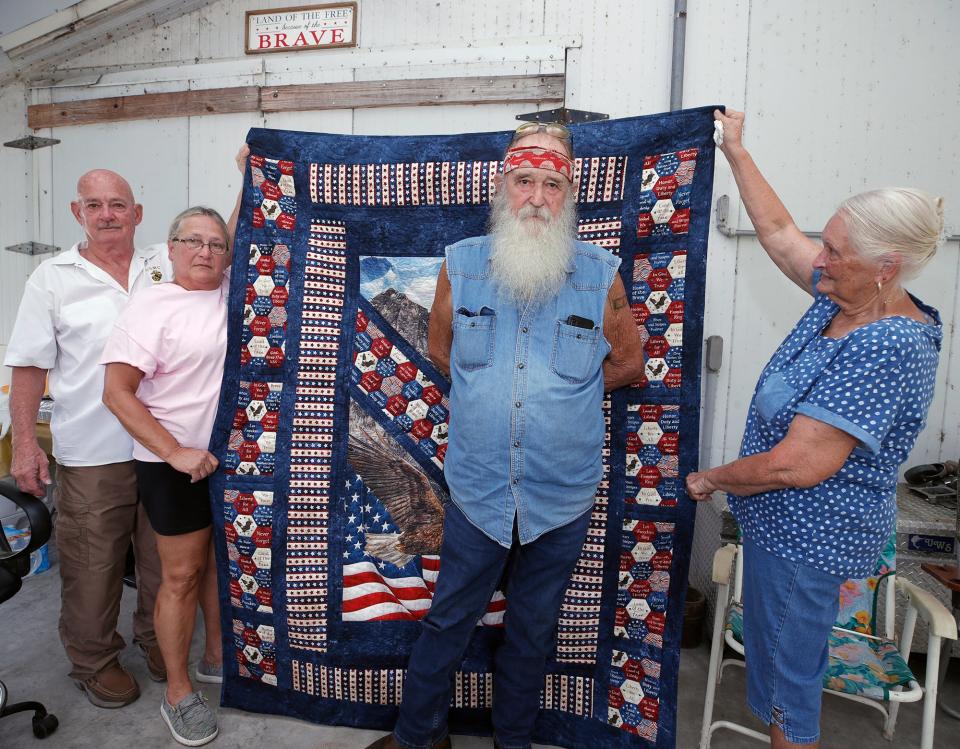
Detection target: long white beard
<box><xmin>488</xmin><ymin>191</ymin><xmax>577</xmax><ymax>305</ymax></box>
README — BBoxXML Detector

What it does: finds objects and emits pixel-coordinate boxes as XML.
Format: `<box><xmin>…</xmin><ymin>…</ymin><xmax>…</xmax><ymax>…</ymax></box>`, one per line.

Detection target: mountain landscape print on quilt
<box><xmin>360</xmin><ymin>255</ymin><xmax>443</xmax><ymax>360</ymax></box>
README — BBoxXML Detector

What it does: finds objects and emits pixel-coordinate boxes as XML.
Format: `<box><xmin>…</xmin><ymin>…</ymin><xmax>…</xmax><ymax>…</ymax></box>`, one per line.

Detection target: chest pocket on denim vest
<box><xmin>551</xmin><ymin>320</ymin><xmax>600</xmax><ymax>383</ymax></box>
<box><xmin>453</xmin><ymin>309</ymin><xmax>496</xmax><ymax>370</ymax></box>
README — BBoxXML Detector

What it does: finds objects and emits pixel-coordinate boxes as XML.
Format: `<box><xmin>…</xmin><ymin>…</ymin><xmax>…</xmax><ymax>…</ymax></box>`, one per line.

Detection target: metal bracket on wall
<box><xmin>716</xmin><ymin>193</ymin><xmax>824</xmax><ymax>238</ymax></box>
<box><xmin>716</xmin><ymin>195</ymin><xmax>960</xmax><ymax>242</ymax></box>
<box><xmin>3</xmin><ymin>135</ymin><xmax>60</xmax><ymax>150</ymax></box>
<box><xmin>713</xmin><ymin>195</ymin><xmax>739</xmax><ymax>238</ymax></box>
<box><xmin>6</xmin><ymin>242</ymin><xmax>59</xmax><ymax>256</ymax></box>
<box><xmin>705</xmin><ymin>335</ymin><xmax>724</xmax><ymax>373</ymax></box>
<box><xmin>516</xmin><ymin>107</ymin><xmax>609</xmax><ymax>125</ymax></box>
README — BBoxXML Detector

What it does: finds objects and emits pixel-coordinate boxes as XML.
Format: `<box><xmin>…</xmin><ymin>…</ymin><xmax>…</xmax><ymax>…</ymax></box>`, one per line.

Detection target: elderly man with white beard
<box><xmin>366</xmin><ymin>123</ymin><xmax>645</xmax><ymax>749</ymax></box>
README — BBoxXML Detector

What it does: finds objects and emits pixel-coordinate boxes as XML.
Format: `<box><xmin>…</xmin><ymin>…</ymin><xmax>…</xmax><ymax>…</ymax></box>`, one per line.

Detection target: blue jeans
<box><xmin>742</xmin><ymin>537</ymin><xmax>844</xmax><ymax>744</ymax></box>
<box><xmin>393</xmin><ymin>501</ymin><xmax>591</xmax><ymax>749</ymax></box>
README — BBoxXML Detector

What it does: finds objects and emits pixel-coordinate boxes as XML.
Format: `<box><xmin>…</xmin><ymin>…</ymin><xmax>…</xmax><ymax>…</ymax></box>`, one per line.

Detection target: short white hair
<box><xmin>167</xmin><ymin>205</ymin><xmax>230</xmax><ymax>247</ymax></box>
<box><xmin>838</xmin><ymin>188</ymin><xmax>945</xmax><ymax>280</ymax></box>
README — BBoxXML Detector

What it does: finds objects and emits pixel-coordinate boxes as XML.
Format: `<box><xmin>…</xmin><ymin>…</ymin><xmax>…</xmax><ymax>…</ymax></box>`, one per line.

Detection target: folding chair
<box><xmin>700</xmin><ymin>534</ymin><xmax>958</xmax><ymax>748</ymax></box>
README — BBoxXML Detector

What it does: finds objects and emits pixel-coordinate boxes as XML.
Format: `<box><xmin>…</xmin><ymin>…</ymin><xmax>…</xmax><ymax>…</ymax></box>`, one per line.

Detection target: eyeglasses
<box><xmin>171</xmin><ymin>237</ymin><xmax>228</xmax><ymax>255</ymax></box>
<box><xmin>512</xmin><ymin>121</ymin><xmax>572</xmax><ymax>143</ymax></box>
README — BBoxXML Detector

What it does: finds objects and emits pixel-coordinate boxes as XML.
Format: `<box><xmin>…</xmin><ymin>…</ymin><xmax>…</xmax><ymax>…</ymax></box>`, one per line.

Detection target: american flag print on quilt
<box><xmin>208</xmin><ymin>106</ymin><xmax>719</xmax><ymax>749</ymax></box>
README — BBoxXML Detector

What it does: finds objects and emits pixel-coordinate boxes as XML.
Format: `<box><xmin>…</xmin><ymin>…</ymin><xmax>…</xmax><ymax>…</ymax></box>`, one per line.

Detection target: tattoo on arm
<box><xmin>610</xmin><ymin>294</ymin><xmax>629</xmax><ymax>311</ymax></box>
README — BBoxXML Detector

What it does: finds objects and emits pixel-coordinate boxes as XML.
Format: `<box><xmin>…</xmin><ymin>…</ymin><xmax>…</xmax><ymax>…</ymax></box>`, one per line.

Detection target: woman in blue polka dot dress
<box><xmin>687</xmin><ymin>109</ymin><xmax>945</xmax><ymax>749</ymax></box>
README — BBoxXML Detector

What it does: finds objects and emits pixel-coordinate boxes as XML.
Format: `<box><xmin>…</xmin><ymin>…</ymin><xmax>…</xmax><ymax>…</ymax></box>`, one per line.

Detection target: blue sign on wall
<box><xmin>907</xmin><ymin>534</ymin><xmax>956</xmax><ymax>556</ymax></box>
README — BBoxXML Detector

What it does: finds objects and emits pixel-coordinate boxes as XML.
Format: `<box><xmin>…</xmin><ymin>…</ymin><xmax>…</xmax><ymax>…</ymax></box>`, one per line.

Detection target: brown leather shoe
<box><xmin>75</xmin><ymin>661</ymin><xmax>140</xmax><ymax>708</ymax></box>
<box><xmin>364</xmin><ymin>735</ymin><xmax>451</xmax><ymax>749</ymax></box>
<box><xmin>364</xmin><ymin>736</ymin><xmax>402</xmax><ymax>749</ymax></box>
<box><xmin>140</xmin><ymin>643</ymin><xmax>167</xmax><ymax>682</ymax></box>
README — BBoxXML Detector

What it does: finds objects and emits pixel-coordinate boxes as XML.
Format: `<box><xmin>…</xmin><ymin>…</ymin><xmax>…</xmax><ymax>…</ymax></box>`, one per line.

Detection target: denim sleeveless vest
<box><xmin>443</xmin><ymin>235</ymin><xmax>619</xmax><ymax>546</ymax></box>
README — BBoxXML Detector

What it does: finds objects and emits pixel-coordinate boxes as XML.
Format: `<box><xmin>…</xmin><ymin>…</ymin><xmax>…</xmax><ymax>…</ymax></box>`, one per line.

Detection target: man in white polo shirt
<box><xmin>5</xmin><ymin>169</ymin><xmax>171</xmax><ymax>708</ymax></box>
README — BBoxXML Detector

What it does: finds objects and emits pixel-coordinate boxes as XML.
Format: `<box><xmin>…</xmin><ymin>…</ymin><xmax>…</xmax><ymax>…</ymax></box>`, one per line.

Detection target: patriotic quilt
<box><xmin>209</xmin><ymin>105</ymin><xmax>719</xmax><ymax>749</ymax></box>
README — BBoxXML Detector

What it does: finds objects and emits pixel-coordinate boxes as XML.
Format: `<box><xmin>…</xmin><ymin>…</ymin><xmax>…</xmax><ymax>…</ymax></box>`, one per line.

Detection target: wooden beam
<box><xmin>260</xmin><ymin>74</ymin><xmax>565</xmax><ymax>112</ymax></box>
<box><xmin>27</xmin><ymin>74</ymin><xmax>565</xmax><ymax>129</ymax></box>
<box><xmin>28</xmin><ymin>86</ymin><xmax>261</xmax><ymax>129</ymax></box>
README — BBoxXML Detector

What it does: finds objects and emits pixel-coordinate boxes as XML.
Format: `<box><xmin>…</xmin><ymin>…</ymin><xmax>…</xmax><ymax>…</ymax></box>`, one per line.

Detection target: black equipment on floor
<box><xmin>0</xmin><ymin>478</ymin><xmax>59</xmax><ymax>739</ymax></box>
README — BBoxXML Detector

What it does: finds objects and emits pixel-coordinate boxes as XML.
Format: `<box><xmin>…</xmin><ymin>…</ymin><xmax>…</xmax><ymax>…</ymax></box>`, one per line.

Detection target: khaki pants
<box><xmin>55</xmin><ymin>461</ymin><xmax>161</xmax><ymax>680</ymax></box>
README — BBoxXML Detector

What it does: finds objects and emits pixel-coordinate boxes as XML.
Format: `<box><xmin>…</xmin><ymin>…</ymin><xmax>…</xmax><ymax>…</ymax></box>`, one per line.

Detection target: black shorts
<box><xmin>135</xmin><ymin>460</ymin><xmax>213</xmax><ymax>536</ymax></box>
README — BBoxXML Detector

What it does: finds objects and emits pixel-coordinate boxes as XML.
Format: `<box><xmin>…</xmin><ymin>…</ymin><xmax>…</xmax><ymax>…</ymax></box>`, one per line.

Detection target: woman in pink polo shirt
<box><xmin>102</xmin><ymin>206</ymin><xmax>229</xmax><ymax>747</ymax></box>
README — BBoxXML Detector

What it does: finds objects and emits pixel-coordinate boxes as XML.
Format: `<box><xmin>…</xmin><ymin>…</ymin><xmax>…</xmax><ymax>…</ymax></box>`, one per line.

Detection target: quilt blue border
<box><xmin>208</xmin><ymin>105</ymin><xmax>720</xmax><ymax>749</ymax></box>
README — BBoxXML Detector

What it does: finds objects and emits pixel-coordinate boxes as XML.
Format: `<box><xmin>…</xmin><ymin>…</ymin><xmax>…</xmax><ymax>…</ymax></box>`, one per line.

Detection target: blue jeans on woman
<box><xmin>393</xmin><ymin>501</ymin><xmax>592</xmax><ymax>749</ymax></box>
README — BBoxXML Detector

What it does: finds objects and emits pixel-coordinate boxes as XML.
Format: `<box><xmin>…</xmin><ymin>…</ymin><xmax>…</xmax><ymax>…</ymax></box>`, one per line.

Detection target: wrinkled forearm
<box><xmin>427</xmin><ymin>341</ymin><xmax>451</xmax><ymax>379</ymax></box>
<box><xmin>603</xmin><ymin>355</ymin><xmax>644</xmax><ymax>392</ymax></box>
<box><xmin>700</xmin><ymin>451</ymin><xmax>808</xmax><ymax>497</ymax></box>
<box><xmin>699</xmin><ymin>411</ymin><xmax>856</xmax><ymax>498</ymax></box>
<box><xmin>102</xmin><ymin>385</ymin><xmax>178</xmax><ymax>461</ymax></box>
<box><xmin>723</xmin><ymin>145</ymin><xmax>796</xmax><ymax>242</ymax></box>
<box><xmin>9</xmin><ymin>367</ymin><xmax>46</xmax><ymax>447</ymax></box>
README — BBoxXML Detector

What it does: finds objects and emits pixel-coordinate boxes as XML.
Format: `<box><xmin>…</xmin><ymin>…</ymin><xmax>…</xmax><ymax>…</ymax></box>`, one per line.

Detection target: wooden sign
<box><xmin>246</xmin><ymin>3</ymin><xmax>357</xmax><ymax>54</ymax></box>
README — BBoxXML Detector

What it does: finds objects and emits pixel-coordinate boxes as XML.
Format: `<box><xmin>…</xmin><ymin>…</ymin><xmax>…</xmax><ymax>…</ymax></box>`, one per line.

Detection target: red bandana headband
<box><xmin>503</xmin><ymin>146</ymin><xmax>574</xmax><ymax>182</ymax></box>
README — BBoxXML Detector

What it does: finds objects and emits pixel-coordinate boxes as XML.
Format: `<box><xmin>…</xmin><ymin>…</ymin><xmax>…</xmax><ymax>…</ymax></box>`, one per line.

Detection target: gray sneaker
<box><xmin>195</xmin><ymin>659</ymin><xmax>223</xmax><ymax>684</ymax></box>
<box><xmin>160</xmin><ymin>692</ymin><xmax>218</xmax><ymax>746</ymax></box>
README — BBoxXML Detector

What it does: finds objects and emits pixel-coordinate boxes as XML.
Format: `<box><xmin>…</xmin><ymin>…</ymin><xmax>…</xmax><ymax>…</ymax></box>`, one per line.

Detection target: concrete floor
<box><xmin>1</xmin><ymin>553</ymin><xmax>957</xmax><ymax>749</ymax></box>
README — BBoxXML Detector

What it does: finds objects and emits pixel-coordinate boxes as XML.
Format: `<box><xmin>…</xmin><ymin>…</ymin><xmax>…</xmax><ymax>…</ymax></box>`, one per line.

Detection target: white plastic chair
<box><xmin>700</xmin><ymin>538</ymin><xmax>957</xmax><ymax>748</ymax></box>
